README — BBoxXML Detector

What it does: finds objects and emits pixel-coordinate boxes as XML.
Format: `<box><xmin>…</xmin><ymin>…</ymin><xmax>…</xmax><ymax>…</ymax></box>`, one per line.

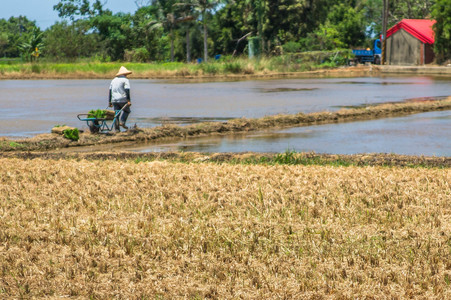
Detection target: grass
<box><xmin>0</xmin><ymin>54</ymin><xmax>355</xmax><ymax>79</ymax></box>
<box><xmin>0</xmin><ymin>157</ymin><xmax>450</xmax><ymax>298</ymax></box>
<box><xmin>0</xmin><ymin>140</ymin><xmax>25</xmax><ymax>149</ymax></box>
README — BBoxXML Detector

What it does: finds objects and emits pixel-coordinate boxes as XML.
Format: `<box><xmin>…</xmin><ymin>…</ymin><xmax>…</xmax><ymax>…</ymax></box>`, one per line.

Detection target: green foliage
<box><xmin>31</xmin><ymin>64</ymin><xmax>41</xmax><ymax>73</ymax></box>
<box><xmin>17</xmin><ymin>27</ymin><xmax>44</xmax><ymax>62</ymax></box>
<box><xmin>431</xmin><ymin>0</ymin><xmax>451</xmax><ymax>62</ymax></box>
<box><xmin>53</xmin><ymin>0</ymin><xmax>104</xmax><ymax>20</ymax></box>
<box><xmin>223</xmin><ymin>61</ymin><xmax>243</xmax><ymax>73</ymax></box>
<box><xmin>0</xmin><ymin>140</ymin><xmax>25</xmax><ymax>151</ymax></box>
<box><xmin>390</xmin><ymin>0</ymin><xmax>434</xmax><ymax>20</ymax></box>
<box><xmin>299</xmin><ymin>4</ymin><xmax>365</xmax><ymax>51</ymax></box>
<box><xmin>87</xmin><ymin>109</ymin><xmax>106</xmax><ymax>119</ymax></box>
<box><xmin>236</xmin><ymin>150</ymin><xmax>353</xmax><ymax>167</ymax></box>
<box><xmin>8</xmin><ymin>141</ymin><xmax>25</xmax><ymax>149</ymax></box>
<box><xmin>282</xmin><ymin>41</ymin><xmax>302</xmax><ymax>53</ymax></box>
<box><xmin>0</xmin><ymin>0</ymin><xmax>439</xmax><ymax>62</ymax></box>
<box><xmin>91</xmin><ymin>12</ymin><xmax>133</xmax><ymax>61</ymax></box>
<box><xmin>43</xmin><ymin>20</ymin><xmax>99</xmax><ymax>61</ymax></box>
<box><xmin>124</xmin><ymin>47</ymin><xmax>150</xmax><ymax>62</ymax></box>
<box><xmin>0</xmin><ymin>32</ymin><xmax>9</xmax><ymax>57</ymax></box>
<box><xmin>200</xmin><ymin>62</ymin><xmax>220</xmax><ymax>74</ymax></box>
<box><xmin>327</xmin><ymin>4</ymin><xmax>365</xmax><ymax>47</ymax></box>
<box><xmin>0</xmin><ymin>16</ymin><xmax>38</xmax><ymax>58</ymax></box>
<box><xmin>182</xmin><ymin>0</ymin><xmax>224</xmax><ymax>62</ymax></box>
<box><xmin>63</xmin><ymin>128</ymin><xmax>80</xmax><ymax>141</ymax></box>
<box><xmin>274</xmin><ymin>150</ymin><xmax>297</xmax><ymax>165</ymax></box>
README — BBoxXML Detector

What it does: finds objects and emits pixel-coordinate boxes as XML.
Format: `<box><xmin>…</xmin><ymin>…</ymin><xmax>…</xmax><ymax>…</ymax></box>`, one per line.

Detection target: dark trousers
<box><xmin>113</xmin><ymin>102</ymin><xmax>131</xmax><ymax>124</ymax></box>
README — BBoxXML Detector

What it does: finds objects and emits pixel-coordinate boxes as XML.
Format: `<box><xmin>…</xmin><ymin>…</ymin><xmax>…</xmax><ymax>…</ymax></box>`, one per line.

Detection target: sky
<box><xmin>0</xmin><ymin>0</ymin><xmax>140</xmax><ymax>29</ymax></box>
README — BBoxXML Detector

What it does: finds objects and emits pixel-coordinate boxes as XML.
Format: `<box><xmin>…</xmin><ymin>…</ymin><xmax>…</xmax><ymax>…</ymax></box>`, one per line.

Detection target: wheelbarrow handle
<box><xmin>106</xmin><ymin>103</ymin><xmax>129</xmax><ymax>111</ymax></box>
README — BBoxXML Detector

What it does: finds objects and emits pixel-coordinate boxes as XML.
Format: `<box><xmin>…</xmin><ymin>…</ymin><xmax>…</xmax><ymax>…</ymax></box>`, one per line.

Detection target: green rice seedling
<box><xmin>87</xmin><ymin>109</ymin><xmax>106</xmax><ymax>119</ymax></box>
<box><xmin>63</xmin><ymin>128</ymin><xmax>79</xmax><ymax>141</ymax></box>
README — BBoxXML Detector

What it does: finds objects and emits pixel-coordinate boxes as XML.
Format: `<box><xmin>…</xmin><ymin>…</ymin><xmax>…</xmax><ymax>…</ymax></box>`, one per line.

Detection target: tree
<box><xmin>53</xmin><ymin>0</ymin><xmax>104</xmax><ymax>20</ymax></box>
<box><xmin>91</xmin><ymin>12</ymin><xmax>133</xmax><ymax>61</ymax></box>
<box><xmin>431</xmin><ymin>0</ymin><xmax>451</xmax><ymax>62</ymax></box>
<box><xmin>0</xmin><ymin>16</ymin><xmax>38</xmax><ymax>58</ymax></box>
<box><xmin>148</xmin><ymin>0</ymin><xmax>179</xmax><ymax>61</ymax></box>
<box><xmin>266</xmin><ymin>0</ymin><xmax>307</xmax><ymax>50</ymax></box>
<box><xmin>390</xmin><ymin>0</ymin><xmax>434</xmax><ymax>21</ymax></box>
<box><xmin>212</xmin><ymin>1</ymin><xmax>256</xmax><ymax>55</ymax></box>
<box><xmin>130</xmin><ymin>5</ymin><xmax>163</xmax><ymax>61</ymax></box>
<box><xmin>174</xmin><ymin>3</ymin><xmax>197</xmax><ymax>62</ymax></box>
<box><xmin>326</xmin><ymin>4</ymin><xmax>365</xmax><ymax>47</ymax></box>
<box><xmin>43</xmin><ymin>20</ymin><xmax>99</xmax><ymax>60</ymax></box>
<box><xmin>0</xmin><ymin>32</ymin><xmax>9</xmax><ymax>57</ymax></box>
<box><xmin>18</xmin><ymin>27</ymin><xmax>43</xmax><ymax>62</ymax></box>
<box><xmin>178</xmin><ymin>0</ymin><xmax>224</xmax><ymax>62</ymax></box>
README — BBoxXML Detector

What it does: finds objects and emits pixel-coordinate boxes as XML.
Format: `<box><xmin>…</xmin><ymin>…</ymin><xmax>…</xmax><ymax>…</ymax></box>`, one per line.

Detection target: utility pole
<box><xmin>381</xmin><ymin>0</ymin><xmax>389</xmax><ymax>65</ymax></box>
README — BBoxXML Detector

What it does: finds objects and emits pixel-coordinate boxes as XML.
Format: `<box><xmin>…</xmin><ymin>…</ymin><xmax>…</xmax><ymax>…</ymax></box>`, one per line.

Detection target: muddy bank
<box><xmin>2</xmin><ymin>65</ymin><xmax>451</xmax><ymax>80</ymax></box>
<box><xmin>1</xmin><ymin>98</ymin><xmax>450</xmax><ymax>152</ymax></box>
<box><xmin>377</xmin><ymin>65</ymin><xmax>451</xmax><ymax>75</ymax></box>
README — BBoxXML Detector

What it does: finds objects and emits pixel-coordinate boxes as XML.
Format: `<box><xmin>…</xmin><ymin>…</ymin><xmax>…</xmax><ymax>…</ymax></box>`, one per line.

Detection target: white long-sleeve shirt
<box><xmin>109</xmin><ymin>76</ymin><xmax>130</xmax><ymax>103</ymax></box>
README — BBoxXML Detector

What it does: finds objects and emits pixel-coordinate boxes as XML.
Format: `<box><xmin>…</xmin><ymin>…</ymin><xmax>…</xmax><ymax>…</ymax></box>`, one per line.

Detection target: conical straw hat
<box><xmin>116</xmin><ymin>66</ymin><xmax>132</xmax><ymax>77</ymax></box>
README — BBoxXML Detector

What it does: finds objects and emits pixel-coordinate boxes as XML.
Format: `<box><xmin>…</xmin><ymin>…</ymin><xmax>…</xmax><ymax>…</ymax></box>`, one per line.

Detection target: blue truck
<box><xmin>352</xmin><ymin>39</ymin><xmax>382</xmax><ymax>64</ymax></box>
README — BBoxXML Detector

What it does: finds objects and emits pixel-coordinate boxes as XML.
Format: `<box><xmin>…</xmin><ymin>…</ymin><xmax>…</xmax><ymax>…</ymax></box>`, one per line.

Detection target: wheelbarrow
<box><xmin>77</xmin><ymin>104</ymin><xmax>129</xmax><ymax>133</ymax></box>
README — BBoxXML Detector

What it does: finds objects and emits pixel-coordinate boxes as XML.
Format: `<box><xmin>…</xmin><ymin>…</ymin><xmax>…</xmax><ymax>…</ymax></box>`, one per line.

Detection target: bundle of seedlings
<box><xmin>51</xmin><ymin>125</ymin><xmax>74</xmax><ymax>135</ymax></box>
<box><xmin>87</xmin><ymin>109</ymin><xmax>115</xmax><ymax>120</ymax></box>
<box><xmin>104</xmin><ymin>110</ymin><xmax>115</xmax><ymax>120</ymax></box>
<box><xmin>51</xmin><ymin>125</ymin><xmax>79</xmax><ymax>141</ymax></box>
<box><xmin>63</xmin><ymin>127</ymin><xmax>79</xmax><ymax>141</ymax></box>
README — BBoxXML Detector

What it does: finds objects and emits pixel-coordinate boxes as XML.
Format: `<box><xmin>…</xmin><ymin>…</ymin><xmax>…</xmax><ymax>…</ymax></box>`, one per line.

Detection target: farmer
<box><xmin>109</xmin><ymin>66</ymin><xmax>132</xmax><ymax>130</ymax></box>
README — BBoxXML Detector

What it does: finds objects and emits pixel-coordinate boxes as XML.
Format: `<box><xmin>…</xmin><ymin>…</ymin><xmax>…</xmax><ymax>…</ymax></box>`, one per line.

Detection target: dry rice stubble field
<box><xmin>0</xmin><ymin>158</ymin><xmax>450</xmax><ymax>298</ymax></box>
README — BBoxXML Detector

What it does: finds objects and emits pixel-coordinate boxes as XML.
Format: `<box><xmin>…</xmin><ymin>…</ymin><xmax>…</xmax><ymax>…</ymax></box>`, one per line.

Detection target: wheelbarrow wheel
<box><xmin>88</xmin><ymin>120</ymin><xmax>100</xmax><ymax>133</ymax></box>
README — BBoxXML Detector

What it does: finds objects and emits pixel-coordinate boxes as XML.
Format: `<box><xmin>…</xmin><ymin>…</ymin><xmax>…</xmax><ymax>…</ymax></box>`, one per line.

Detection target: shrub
<box><xmin>282</xmin><ymin>41</ymin><xmax>302</xmax><ymax>53</ymax></box>
<box><xmin>224</xmin><ymin>61</ymin><xmax>243</xmax><ymax>73</ymax></box>
<box><xmin>200</xmin><ymin>63</ymin><xmax>220</xmax><ymax>74</ymax></box>
<box><xmin>124</xmin><ymin>47</ymin><xmax>151</xmax><ymax>62</ymax></box>
<box><xmin>31</xmin><ymin>64</ymin><xmax>41</xmax><ymax>73</ymax></box>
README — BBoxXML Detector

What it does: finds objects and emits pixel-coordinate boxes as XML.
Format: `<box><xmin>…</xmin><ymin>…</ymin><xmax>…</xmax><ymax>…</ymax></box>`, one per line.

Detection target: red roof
<box><xmin>386</xmin><ymin>19</ymin><xmax>436</xmax><ymax>44</ymax></box>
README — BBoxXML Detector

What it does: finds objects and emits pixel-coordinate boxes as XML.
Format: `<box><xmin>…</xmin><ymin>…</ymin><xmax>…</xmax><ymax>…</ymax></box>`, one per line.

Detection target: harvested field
<box><xmin>1</xmin><ymin>97</ymin><xmax>451</xmax><ymax>152</ymax></box>
<box><xmin>0</xmin><ymin>158</ymin><xmax>450</xmax><ymax>298</ymax></box>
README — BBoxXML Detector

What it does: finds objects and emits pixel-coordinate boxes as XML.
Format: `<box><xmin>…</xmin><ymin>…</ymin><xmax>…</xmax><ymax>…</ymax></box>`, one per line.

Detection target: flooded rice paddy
<box><xmin>1</xmin><ymin>75</ymin><xmax>450</xmax><ymax>155</ymax></box>
<box><xmin>122</xmin><ymin>110</ymin><xmax>451</xmax><ymax>156</ymax></box>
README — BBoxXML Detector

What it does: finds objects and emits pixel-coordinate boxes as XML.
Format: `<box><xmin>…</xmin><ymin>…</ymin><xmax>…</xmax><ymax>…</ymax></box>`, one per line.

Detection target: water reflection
<box><xmin>123</xmin><ymin>111</ymin><xmax>451</xmax><ymax>156</ymax></box>
<box><xmin>260</xmin><ymin>87</ymin><xmax>318</xmax><ymax>93</ymax></box>
<box><xmin>136</xmin><ymin>116</ymin><xmax>232</xmax><ymax>125</ymax></box>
